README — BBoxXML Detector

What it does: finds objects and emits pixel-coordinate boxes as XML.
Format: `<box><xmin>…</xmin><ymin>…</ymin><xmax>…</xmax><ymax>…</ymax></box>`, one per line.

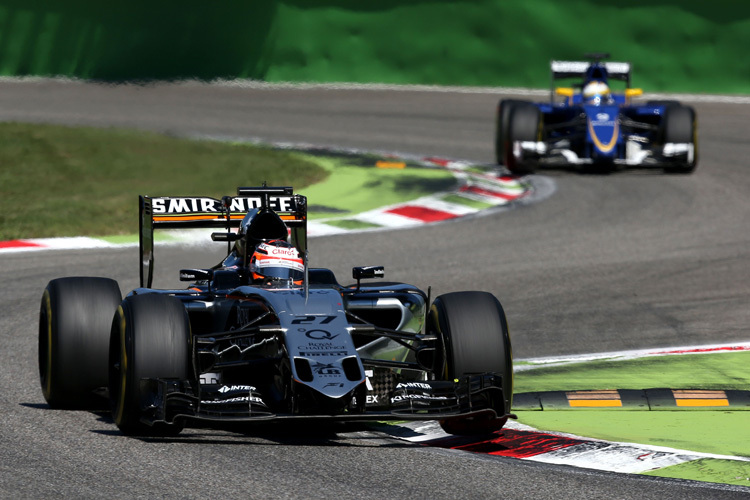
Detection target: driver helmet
<box><xmin>250</xmin><ymin>239</ymin><xmax>304</xmax><ymax>284</ymax></box>
<box><xmin>582</xmin><ymin>80</ymin><xmax>611</xmax><ymax>105</ymax></box>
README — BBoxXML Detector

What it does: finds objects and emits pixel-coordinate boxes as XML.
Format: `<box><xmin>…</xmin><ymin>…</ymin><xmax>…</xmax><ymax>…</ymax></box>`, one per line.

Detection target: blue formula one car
<box><xmin>495</xmin><ymin>54</ymin><xmax>698</xmax><ymax>175</ymax></box>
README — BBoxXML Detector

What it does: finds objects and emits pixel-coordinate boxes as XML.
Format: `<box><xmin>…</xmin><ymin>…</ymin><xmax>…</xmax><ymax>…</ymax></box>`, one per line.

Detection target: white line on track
<box><xmin>516</xmin><ymin>341</ymin><xmax>750</xmax><ymax>371</ymax></box>
<box><xmin>203</xmin><ymin>80</ymin><xmax>750</xmax><ymax>104</ymax></box>
<box><xmin>1</xmin><ymin>76</ymin><xmax>748</xmax><ymax>104</ymax></box>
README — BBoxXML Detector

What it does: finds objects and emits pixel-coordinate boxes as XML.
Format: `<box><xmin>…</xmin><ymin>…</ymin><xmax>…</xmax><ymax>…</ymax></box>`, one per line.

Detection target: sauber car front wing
<box><xmin>514</xmin><ymin>140</ymin><xmax>695</xmax><ymax>167</ymax></box>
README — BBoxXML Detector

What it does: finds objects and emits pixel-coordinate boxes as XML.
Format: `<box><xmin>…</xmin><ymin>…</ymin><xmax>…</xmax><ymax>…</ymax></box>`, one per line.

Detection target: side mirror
<box><xmin>555</xmin><ymin>87</ymin><xmax>574</xmax><ymax>105</ymax></box>
<box><xmin>625</xmin><ymin>88</ymin><xmax>643</xmax><ymax>98</ymax></box>
<box><xmin>353</xmin><ymin>266</ymin><xmax>385</xmax><ymax>281</ymax></box>
<box><xmin>211</xmin><ymin>232</ymin><xmax>240</xmax><ymax>242</ymax></box>
<box><xmin>625</xmin><ymin>88</ymin><xmax>643</xmax><ymax>104</ymax></box>
<box><xmin>352</xmin><ymin>266</ymin><xmax>384</xmax><ymax>291</ymax></box>
<box><xmin>180</xmin><ymin>269</ymin><xmax>213</xmax><ymax>282</ymax></box>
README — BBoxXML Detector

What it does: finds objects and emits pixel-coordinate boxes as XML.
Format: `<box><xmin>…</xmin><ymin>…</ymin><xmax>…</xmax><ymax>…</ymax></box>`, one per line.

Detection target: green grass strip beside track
<box><xmin>323</xmin><ymin>219</ymin><xmax>381</xmax><ymax>230</ymax></box>
<box><xmin>516</xmin><ymin>411</ymin><xmax>750</xmax><ymax>459</ymax></box>
<box><xmin>515</xmin><ymin>411</ymin><xmax>750</xmax><ymax>487</ymax></box>
<box><xmin>441</xmin><ymin>193</ymin><xmax>494</xmax><ymax>210</ymax></box>
<box><xmin>297</xmin><ymin>156</ymin><xmax>456</xmax><ymax>220</ymax></box>
<box><xmin>514</xmin><ymin>352</ymin><xmax>749</xmax><ymax>393</ymax></box>
<box><xmin>0</xmin><ymin>123</ymin><xmax>455</xmax><ymax>240</ymax></box>
<box><xmin>513</xmin><ymin>351</ymin><xmax>750</xmax><ymax>486</ymax></box>
<box><xmin>642</xmin><ymin>458</ymin><xmax>750</xmax><ymax>487</ymax></box>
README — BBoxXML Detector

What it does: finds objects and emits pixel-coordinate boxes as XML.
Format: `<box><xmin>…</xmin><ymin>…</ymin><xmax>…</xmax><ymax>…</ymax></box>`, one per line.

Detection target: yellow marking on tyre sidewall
<box><xmin>43</xmin><ymin>290</ymin><xmax>53</xmax><ymax>399</ymax></box>
<box><xmin>114</xmin><ymin>306</ymin><xmax>127</xmax><ymax>426</ymax></box>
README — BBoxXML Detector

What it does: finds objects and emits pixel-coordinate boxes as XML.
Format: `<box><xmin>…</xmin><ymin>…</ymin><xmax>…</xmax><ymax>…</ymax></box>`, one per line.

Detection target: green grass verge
<box><xmin>516</xmin><ymin>410</ymin><xmax>750</xmax><ymax>487</ymax></box>
<box><xmin>323</xmin><ymin>219</ymin><xmax>381</xmax><ymax>230</ymax></box>
<box><xmin>298</xmin><ymin>156</ymin><xmax>456</xmax><ymax>220</ymax></box>
<box><xmin>514</xmin><ymin>351</ymin><xmax>750</xmax><ymax>486</ymax></box>
<box><xmin>517</xmin><ymin>410</ymin><xmax>750</xmax><ymax>486</ymax></box>
<box><xmin>516</xmin><ymin>410</ymin><xmax>750</xmax><ymax>457</ymax></box>
<box><xmin>0</xmin><ymin>123</ymin><xmax>327</xmax><ymax>239</ymax></box>
<box><xmin>0</xmin><ymin>123</ymin><xmax>457</xmax><ymax>240</ymax></box>
<box><xmin>514</xmin><ymin>352</ymin><xmax>750</xmax><ymax>393</ymax></box>
<box><xmin>441</xmin><ymin>193</ymin><xmax>494</xmax><ymax>210</ymax></box>
<box><xmin>642</xmin><ymin>458</ymin><xmax>750</xmax><ymax>488</ymax></box>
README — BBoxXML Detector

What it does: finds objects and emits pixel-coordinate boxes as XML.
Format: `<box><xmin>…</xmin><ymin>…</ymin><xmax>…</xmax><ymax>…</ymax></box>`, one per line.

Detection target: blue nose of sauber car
<box><xmin>584</xmin><ymin>105</ymin><xmax>620</xmax><ymax>160</ymax></box>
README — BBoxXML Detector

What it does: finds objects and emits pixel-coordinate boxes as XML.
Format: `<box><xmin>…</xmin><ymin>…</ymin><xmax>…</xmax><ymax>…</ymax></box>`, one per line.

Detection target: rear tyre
<box><xmin>505</xmin><ymin>103</ymin><xmax>540</xmax><ymax>175</ymax></box>
<box><xmin>109</xmin><ymin>294</ymin><xmax>190</xmax><ymax>436</ymax></box>
<box><xmin>495</xmin><ymin>99</ymin><xmax>526</xmax><ymax>165</ymax></box>
<box><xmin>39</xmin><ymin>277</ymin><xmax>122</xmax><ymax>409</ymax></box>
<box><xmin>662</xmin><ymin>105</ymin><xmax>698</xmax><ymax>174</ymax></box>
<box><xmin>429</xmin><ymin>291</ymin><xmax>513</xmax><ymax>435</ymax></box>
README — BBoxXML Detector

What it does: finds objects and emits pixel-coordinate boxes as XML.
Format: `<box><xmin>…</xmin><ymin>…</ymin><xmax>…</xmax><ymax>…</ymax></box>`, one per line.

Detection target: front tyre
<box><xmin>505</xmin><ymin>103</ymin><xmax>540</xmax><ymax>175</ymax></box>
<box><xmin>39</xmin><ymin>277</ymin><xmax>122</xmax><ymax>408</ymax></box>
<box><xmin>429</xmin><ymin>291</ymin><xmax>513</xmax><ymax>435</ymax></box>
<box><xmin>662</xmin><ymin>105</ymin><xmax>698</xmax><ymax>174</ymax></box>
<box><xmin>109</xmin><ymin>294</ymin><xmax>190</xmax><ymax>436</ymax></box>
<box><xmin>495</xmin><ymin>99</ymin><xmax>527</xmax><ymax>165</ymax></box>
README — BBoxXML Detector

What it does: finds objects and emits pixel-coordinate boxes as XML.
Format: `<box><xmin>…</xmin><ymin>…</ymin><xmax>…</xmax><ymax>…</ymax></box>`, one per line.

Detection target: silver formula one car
<box><xmin>39</xmin><ymin>186</ymin><xmax>514</xmax><ymax>436</ymax></box>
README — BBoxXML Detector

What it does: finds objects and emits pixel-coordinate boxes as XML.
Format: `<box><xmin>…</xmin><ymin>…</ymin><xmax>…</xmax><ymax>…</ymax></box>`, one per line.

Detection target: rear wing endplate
<box><xmin>139</xmin><ymin>186</ymin><xmax>307</xmax><ymax>287</ymax></box>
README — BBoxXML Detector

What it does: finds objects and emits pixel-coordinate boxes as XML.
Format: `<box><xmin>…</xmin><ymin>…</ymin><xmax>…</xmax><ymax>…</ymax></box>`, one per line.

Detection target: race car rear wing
<box><xmin>550</xmin><ymin>59</ymin><xmax>632</xmax><ymax>100</ymax></box>
<box><xmin>139</xmin><ymin>186</ymin><xmax>307</xmax><ymax>287</ymax></box>
<box><xmin>551</xmin><ymin>60</ymin><xmax>632</xmax><ymax>81</ymax></box>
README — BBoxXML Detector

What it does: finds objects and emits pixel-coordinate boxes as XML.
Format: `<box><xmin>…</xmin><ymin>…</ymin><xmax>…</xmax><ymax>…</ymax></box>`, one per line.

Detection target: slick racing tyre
<box><xmin>662</xmin><ymin>105</ymin><xmax>698</xmax><ymax>174</ymax></box>
<box><xmin>39</xmin><ymin>277</ymin><xmax>122</xmax><ymax>409</ymax></box>
<box><xmin>505</xmin><ymin>103</ymin><xmax>540</xmax><ymax>176</ymax></box>
<box><xmin>495</xmin><ymin>99</ymin><xmax>527</xmax><ymax>165</ymax></box>
<box><xmin>109</xmin><ymin>294</ymin><xmax>190</xmax><ymax>436</ymax></box>
<box><xmin>429</xmin><ymin>291</ymin><xmax>513</xmax><ymax>435</ymax></box>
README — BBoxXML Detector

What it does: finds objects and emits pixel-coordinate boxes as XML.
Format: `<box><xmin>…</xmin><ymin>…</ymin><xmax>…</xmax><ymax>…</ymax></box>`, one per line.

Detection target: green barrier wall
<box><xmin>1</xmin><ymin>1</ymin><xmax>749</xmax><ymax>93</ymax></box>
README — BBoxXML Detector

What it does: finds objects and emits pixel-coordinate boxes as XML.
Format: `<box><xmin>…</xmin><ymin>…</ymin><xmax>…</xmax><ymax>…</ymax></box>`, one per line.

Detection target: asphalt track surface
<box><xmin>1</xmin><ymin>80</ymin><xmax>749</xmax><ymax>498</ymax></box>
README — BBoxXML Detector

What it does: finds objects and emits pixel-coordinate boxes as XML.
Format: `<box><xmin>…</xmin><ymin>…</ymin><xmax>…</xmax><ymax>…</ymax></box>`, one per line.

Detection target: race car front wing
<box><xmin>513</xmin><ymin>139</ymin><xmax>695</xmax><ymax>167</ymax></box>
<box><xmin>137</xmin><ymin>373</ymin><xmax>513</xmax><ymax>426</ymax></box>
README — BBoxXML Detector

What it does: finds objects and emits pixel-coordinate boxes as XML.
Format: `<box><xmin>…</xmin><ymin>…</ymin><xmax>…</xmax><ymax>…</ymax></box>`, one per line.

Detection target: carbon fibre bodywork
<box><xmin>137</xmin><ymin>279</ymin><xmax>504</xmax><ymax>426</ymax></box>
<box><xmin>39</xmin><ymin>186</ymin><xmax>514</xmax><ymax>435</ymax></box>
